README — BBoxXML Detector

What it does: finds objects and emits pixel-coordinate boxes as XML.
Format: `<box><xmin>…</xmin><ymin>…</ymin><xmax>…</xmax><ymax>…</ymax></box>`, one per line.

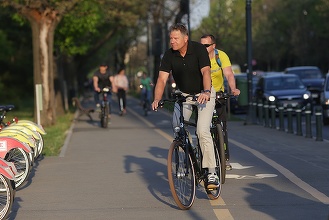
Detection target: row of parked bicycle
<box><xmin>0</xmin><ymin>105</ymin><xmax>46</xmax><ymax>219</ymax></box>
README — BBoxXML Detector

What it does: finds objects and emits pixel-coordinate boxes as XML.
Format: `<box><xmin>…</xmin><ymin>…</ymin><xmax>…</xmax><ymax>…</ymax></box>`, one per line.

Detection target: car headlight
<box><xmin>268</xmin><ymin>96</ymin><xmax>275</xmax><ymax>102</ymax></box>
<box><xmin>303</xmin><ymin>93</ymin><xmax>310</xmax><ymax>100</ymax></box>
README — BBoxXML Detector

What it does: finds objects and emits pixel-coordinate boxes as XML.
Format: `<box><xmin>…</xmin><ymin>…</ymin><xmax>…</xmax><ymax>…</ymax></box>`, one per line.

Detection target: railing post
<box><xmin>252</xmin><ymin>99</ymin><xmax>258</xmax><ymax>124</ymax></box>
<box><xmin>304</xmin><ymin>103</ymin><xmax>312</xmax><ymax>138</ymax></box>
<box><xmin>295</xmin><ymin>104</ymin><xmax>302</xmax><ymax>136</ymax></box>
<box><xmin>257</xmin><ymin>100</ymin><xmax>263</xmax><ymax>125</ymax></box>
<box><xmin>270</xmin><ymin>101</ymin><xmax>276</xmax><ymax>129</ymax></box>
<box><xmin>287</xmin><ymin>104</ymin><xmax>293</xmax><ymax>134</ymax></box>
<box><xmin>278</xmin><ymin>103</ymin><xmax>285</xmax><ymax>131</ymax></box>
<box><xmin>315</xmin><ymin>106</ymin><xmax>323</xmax><ymax>141</ymax></box>
<box><xmin>263</xmin><ymin>100</ymin><xmax>269</xmax><ymax>127</ymax></box>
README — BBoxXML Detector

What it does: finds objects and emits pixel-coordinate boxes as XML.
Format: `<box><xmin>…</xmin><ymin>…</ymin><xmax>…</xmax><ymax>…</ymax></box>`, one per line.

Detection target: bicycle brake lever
<box><xmin>158</xmin><ymin>100</ymin><xmax>165</xmax><ymax>107</ymax></box>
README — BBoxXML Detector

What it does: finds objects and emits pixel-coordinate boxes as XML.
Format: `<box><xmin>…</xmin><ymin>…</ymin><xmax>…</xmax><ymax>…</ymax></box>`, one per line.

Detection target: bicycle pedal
<box><xmin>207</xmin><ymin>187</ymin><xmax>217</xmax><ymax>191</ymax></box>
<box><xmin>226</xmin><ymin>163</ymin><xmax>232</xmax><ymax>170</ymax></box>
<box><xmin>206</xmin><ymin>184</ymin><xmax>219</xmax><ymax>189</ymax></box>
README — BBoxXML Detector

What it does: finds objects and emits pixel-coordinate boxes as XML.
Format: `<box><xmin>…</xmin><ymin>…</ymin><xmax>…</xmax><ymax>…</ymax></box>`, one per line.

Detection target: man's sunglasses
<box><xmin>203</xmin><ymin>43</ymin><xmax>214</xmax><ymax>47</ymax></box>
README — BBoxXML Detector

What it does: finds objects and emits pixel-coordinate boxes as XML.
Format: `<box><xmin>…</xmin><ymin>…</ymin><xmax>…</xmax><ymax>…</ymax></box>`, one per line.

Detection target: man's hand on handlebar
<box><xmin>152</xmin><ymin>99</ymin><xmax>160</xmax><ymax>111</ymax></box>
<box><xmin>197</xmin><ymin>92</ymin><xmax>210</xmax><ymax>104</ymax></box>
<box><xmin>231</xmin><ymin>88</ymin><xmax>240</xmax><ymax>96</ymax></box>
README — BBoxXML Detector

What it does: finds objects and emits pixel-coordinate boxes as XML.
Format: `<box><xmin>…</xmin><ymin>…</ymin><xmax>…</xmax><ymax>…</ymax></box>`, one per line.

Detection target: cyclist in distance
<box><xmin>200</xmin><ymin>34</ymin><xmax>240</xmax><ymax>170</ymax></box>
<box><xmin>113</xmin><ymin>67</ymin><xmax>129</xmax><ymax>115</ymax></box>
<box><xmin>93</xmin><ymin>63</ymin><xmax>114</xmax><ymax>115</ymax></box>
<box><xmin>152</xmin><ymin>23</ymin><xmax>219</xmax><ymax>189</ymax></box>
<box><xmin>140</xmin><ymin>71</ymin><xmax>153</xmax><ymax>107</ymax></box>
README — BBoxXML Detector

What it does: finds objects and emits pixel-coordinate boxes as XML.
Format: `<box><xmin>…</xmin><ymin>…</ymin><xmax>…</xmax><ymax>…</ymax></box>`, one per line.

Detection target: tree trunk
<box><xmin>26</xmin><ymin>9</ymin><xmax>60</xmax><ymax>126</ymax></box>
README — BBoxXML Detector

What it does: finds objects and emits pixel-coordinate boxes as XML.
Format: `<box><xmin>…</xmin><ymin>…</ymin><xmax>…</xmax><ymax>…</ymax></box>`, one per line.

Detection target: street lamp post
<box><xmin>245</xmin><ymin>0</ymin><xmax>256</xmax><ymax>124</ymax></box>
<box><xmin>187</xmin><ymin>0</ymin><xmax>191</xmax><ymax>37</ymax></box>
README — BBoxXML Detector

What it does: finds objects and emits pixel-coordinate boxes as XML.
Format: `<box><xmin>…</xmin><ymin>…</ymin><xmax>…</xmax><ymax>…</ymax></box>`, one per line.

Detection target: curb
<box><xmin>59</xmin><ymin>101</ymin><xmax>80</xmax><ymax>158</ymax></box>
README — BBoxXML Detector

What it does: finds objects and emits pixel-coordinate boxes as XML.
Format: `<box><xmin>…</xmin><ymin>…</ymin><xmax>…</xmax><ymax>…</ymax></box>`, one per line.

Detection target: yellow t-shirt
<box><xmin>210</xmin><ymin>50</ymin><xmax>231</xmax><ymax>92</ymax></box>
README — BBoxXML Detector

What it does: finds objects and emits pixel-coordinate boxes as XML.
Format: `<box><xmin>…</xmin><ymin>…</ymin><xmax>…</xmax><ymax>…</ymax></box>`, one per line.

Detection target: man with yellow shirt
<box><xmin>200</xmin><ymin>34</ymin><xmax>240</xmax><ymax>170</ymax></box>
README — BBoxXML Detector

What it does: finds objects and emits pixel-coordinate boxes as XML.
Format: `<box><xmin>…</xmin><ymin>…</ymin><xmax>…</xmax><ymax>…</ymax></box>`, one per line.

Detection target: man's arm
<box><xmin>199</xmin><ymin>66</ymin><xmax>212</xmax><ymax>104</ymax></box>
<box><xmin>93</xmin><ymin>76</ymin><xmax>100</xmax><ymax>92</ymax></box>
<box><xmin>223</xmin><ymin>67</ymin><xmax>240</xmax><ymax>96</ymax></box>
<box><xmin>109</xmin><ymin>75</ymin><xmax>114</xmax><ymax>85</ymax></box>
<box><xmin>152</xmin><ymin>71</ymin><xmax>169</xmax><ymax>110</ymax></box>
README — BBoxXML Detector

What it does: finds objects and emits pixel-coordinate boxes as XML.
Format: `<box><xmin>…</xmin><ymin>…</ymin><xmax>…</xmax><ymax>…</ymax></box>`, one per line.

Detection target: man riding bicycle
<box><xmin>93</xmin><ymin>63</ymin><xmax>114</xmax><ymax>116</ymax></box>
<box><xmin>152</xmin><ymin>23</ymin><xmax>219</xmax><ymax>189</ymax></box>
<box><xmin>140</xmin><ymin>71</ymin><xmax>153</xmax><ymax>108</ymax></box>
<box><xmin>200</xmin><ymin>34</ymin><xmax>240</xmax><ymax>170</ymax></box>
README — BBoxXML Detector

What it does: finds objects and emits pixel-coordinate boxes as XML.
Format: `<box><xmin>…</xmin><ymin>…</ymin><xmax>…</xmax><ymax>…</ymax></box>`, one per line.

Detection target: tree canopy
<box><xmin>0</xmin><ymin>0</ymin><xmax>328</xmax><ymax>120</ymax></box>
<box><xmin>193</xmin><ymin>0</ymin><xmax>329</xmax><ymax>73</ymax></box>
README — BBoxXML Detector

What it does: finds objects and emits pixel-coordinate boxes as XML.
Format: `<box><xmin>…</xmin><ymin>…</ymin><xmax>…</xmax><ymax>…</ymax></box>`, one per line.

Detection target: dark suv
<box><xmin>254</xmin><ymin>73</ymin><xmax>312</xmax><ymax>111</ymax></box>
<box><xmin>284</xmin><ymin>66</ymin><xmax>324</xmax><ymax>104</ymax></box>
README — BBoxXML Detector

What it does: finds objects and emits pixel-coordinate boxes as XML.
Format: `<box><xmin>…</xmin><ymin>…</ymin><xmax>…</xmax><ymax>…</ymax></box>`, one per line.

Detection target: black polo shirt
<box><xmin>93</xmin><ymin>70</ymin><xmax>112</xmax><ymax>89</ymax></box>
<box><xmin>159</xmin><ymin>41</ymin><xmax>210</xmax><ymax>94</ymax></box>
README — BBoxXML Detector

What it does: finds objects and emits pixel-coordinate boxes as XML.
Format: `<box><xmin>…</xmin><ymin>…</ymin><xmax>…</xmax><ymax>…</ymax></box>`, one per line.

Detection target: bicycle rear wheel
<box><xmin>216</xmin><ymin>124</ymin><xmax>226</xmax><ymax>184</ymax></box>
<box><xmin>0</xmin><ymin>174</ymin><xmax>14</xmax><ymax>220</ymax></box>
<box><xmin>167</xmin><ymin>141</ymin><xmax>195</xmax><ymax>210</ymax></box>
<box><xmin>35</xmin><ymin>131</ymin><xmax>44</xmax><ymax>158</ymax></box>
<box><xmin>206</xmin><ymin>147</ymin><xmax>222</xmax><ymax>199</ymax></box>
<box><xmin>5</xmin><ymin>147</ymin><xmax>31</xmax><ymax>188</ymax></box>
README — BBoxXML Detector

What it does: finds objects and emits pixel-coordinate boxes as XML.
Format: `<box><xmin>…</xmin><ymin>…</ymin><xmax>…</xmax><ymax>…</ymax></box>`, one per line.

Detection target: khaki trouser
<box><xmin>172</xmin><ymin>87</ymin><xmax>216</xmax><ymax>169</ymax></box>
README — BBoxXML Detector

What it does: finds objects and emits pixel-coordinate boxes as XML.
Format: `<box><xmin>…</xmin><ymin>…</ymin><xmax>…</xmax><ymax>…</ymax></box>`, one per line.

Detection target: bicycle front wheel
<box><xmin>167</xmin><ymin>141</ymin><xmax>195</xmax><ymax>210</ymax></box>
<box><xmin>0</xmin><ymin>174</ymin><xmax>14</xmax><ymax>220</ymax></box>
<box><xmin>100</xmin><ymin>104</ymin><xmax>109</xmax><ymax>128</ymax></box>
<box><xmin>216</xmin><ymin>124</ymin><xmax>226</xmax><ymax>184</ymax></box>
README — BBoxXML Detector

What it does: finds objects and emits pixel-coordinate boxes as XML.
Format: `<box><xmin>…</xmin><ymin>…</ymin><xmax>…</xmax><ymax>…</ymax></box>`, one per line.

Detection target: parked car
<box><xmin>254</xmin><ymin>73</ymin><xmax>312</xmax><ymax>111</ymax></box>
<box><xmin>320</xmin><ymin>73</ymin><xmax>329</xmax><ymax>125</ymax></box>
<box><xmin>284</xmin><ymin>66</ymin><xmax>324</xmax><ymax>104</ymax></box>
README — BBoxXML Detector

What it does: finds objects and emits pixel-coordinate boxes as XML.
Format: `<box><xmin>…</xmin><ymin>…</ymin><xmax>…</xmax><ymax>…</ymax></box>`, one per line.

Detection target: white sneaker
<box><xmin>96</xmin><ymin>103</ymin><xmax>101</xmax><ymax>112</ymax></box>
<box><xmin>207</xmin><ymin>173</ymin><xmax>219</xmax><ymax>189</ymax></box>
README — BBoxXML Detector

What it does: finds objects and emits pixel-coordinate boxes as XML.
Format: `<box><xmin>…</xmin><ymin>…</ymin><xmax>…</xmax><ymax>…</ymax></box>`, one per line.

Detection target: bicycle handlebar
<box><xmin>0</xmin><ymin>105</ymin><xmax>15</xmax><ymax>112</ymax></box>
<box><xmin>215</xmin><ymin>91</ymin><xmax>238</xmax><ymax>100</ymax></box>
<box><xmin>158</xmin><ymin>90</ymin><xmax>198</xmax><ymax>108</ymax></box>
<box><xmin>102</xmin><ymin>87</ymin><xmax>110</xmax><ymax>93</ymax></box>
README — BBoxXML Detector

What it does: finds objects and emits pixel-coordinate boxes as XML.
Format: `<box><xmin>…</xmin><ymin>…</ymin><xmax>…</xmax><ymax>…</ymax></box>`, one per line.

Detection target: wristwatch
<box><xmin>203</xmin><ymin>90</ymin><xmax>211</xmax><ymax>94</ymax></box>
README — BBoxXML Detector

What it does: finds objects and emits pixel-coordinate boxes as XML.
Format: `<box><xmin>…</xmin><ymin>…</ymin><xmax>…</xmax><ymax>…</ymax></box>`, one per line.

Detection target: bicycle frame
<box><xmin>163</xmin><ymin>91</ymin><xmax>222</xmax><ymax>209</ymax></box>
<box><xmin>0</xmin><ymin>158</ymin><xmax>17</xmax><ymax>181</ymax></box>
<box><xmin>165</xmin><ymin>93</ymin><xmax>204</xmax><ymax>182</ymax></box>
<box><xmin>173</xmin><ymin>99</ymin><xmax>194</xmax><ymax>177</ymax></box>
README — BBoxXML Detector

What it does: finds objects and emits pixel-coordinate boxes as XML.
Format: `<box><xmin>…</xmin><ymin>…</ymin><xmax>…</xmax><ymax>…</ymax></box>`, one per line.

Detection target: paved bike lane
<box><xmin>8</xmin><ymin>95</ymin><xmax>329</xmax><ymax>219</ymax></box>
<box><xmin>9</xmin><ymin>96</ymin><xmax>219</xmax><ymax>220</ymax></box>
<box><xmin>223</xmin><ymin>121</ymin><xmax>329</xmax><ymax>219</ymax></box>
